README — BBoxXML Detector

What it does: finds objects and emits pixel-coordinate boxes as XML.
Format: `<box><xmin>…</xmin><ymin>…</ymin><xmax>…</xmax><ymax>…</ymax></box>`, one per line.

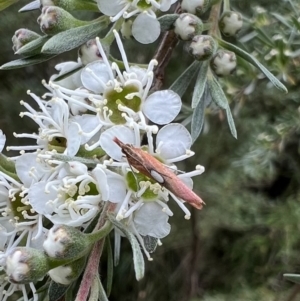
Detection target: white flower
<box><xmin>133</xmin><ymin>202</ymin><xmax>171</xmax><ymax>238</ymax></box>
<box><xmin>99</xmin><ymin>123</ymin><xmax>204</xmax><ymax>220</ymax></box>
<box><xmin>97</xmin><ymin>0</ymin><xmax>178</xmax><ymax>43</ymax></box>
<box><xmin>28</xmin><ymin>162</ymin><xmax>109</xmax><ymax>226</ymax></box>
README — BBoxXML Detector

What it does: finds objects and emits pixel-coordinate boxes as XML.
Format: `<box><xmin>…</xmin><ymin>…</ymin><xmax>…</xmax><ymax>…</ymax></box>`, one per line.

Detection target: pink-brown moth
<box><xmin>113</xmin><ymin>137</ymin><xmax>205</xmax><ymax>210</ymax></box>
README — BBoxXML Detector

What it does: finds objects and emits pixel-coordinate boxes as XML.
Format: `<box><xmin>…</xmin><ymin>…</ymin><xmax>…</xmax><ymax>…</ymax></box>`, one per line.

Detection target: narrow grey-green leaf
<box><xmin>97</xmin><ymin>275</ymin><xmax>109</xmax><ymax>301</ymax></box>
<box><xmin>64</xmin><ymin>283</ymin><xmax>75</xmax><ymax>301</ymax></box>
<box><xmin>217</xmin><ymin>38</ymin><xmax>287</xmax><ymax>93</ymax></box>
<box><xmin>271</xmin><ymin>13</ymin><xmax>293</xmax><ymax>29</ymax></box>
<box><xmin>0</xmin><ymin>54</ymin><xmax>56</xmax><ymax>70</ymax></box>
<box><xmin>108</xmin><ymin>214</ymin><xmax>145</xmax><ymax>281</ymax></box>
<box><xmin>158</xmin><ymin>14</ymin><xmax>179</xmax><ymax>31</ymax></box>
<box><xmin>16</xmin><ymin>36</ymin><xmax>49</xmax><ymax>56</ymax></box>
<box><xmin>106</xmin><ymin>238</ymin><xmax>113</xmax><ymax>297</ymax></box>
<box><xmin>0</xmin><ymin>0</ymin><xmax>19</xmax><ymax>11</ymax></box>
<box><xmin>170</xmin><ymin>60</ymin><xmax>201</xmax><ymax>97</ymax></box>
<box><xmin>207</xmin><ymin>70</ymin><xmax>228</xmax><ymax>109</ymax></box>
<box><xmin>49</xmin><ymin>281</ymin><xmax>70</xmax><ymax>301</ymax></box>
<box><xmin>283</xmin><ymin>273</ymin><xmax>300</xmax><ymax>284</ymax></box>
<box><xmin>225</xmin><ymin>106</ymin><xmax>237</xmax><ymax>139</ymax></box>
<box><xmin>42</xmin><ymin>16</ymin><xmax>110</xmax><ymax>55</ymax></box>
<box><xmin>192</xmin><ymin>60</ymin><xmax>209</xmax><ymax>108</ymax></box>
<box><xmin>191</xmin><ymin>90</ymin><xmax>206</xmax><ymax>143</ymax></box>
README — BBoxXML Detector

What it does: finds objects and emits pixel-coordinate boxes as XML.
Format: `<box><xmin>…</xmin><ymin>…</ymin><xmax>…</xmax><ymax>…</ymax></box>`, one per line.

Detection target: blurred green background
<box><xmin>1</xmin><ymin>0</ymin><xmax>300</xmax><ymax>300</ymax></box>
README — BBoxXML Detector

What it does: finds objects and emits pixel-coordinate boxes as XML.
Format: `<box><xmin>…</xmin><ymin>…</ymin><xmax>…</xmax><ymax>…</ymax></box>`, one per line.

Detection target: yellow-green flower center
<box><xmin>126</xmin><ymin>171</ymin><xmax>160</xmax><ymax>200</ymax></box>
<box><xmin>10</xmin><ymin>193</ymin><xmax>35</xmax><ymax>223</ymax></box>
<box><xmin>105</xmin><ymin>84</ymin><xmax>141</xmax><ymax>124</ymax></box>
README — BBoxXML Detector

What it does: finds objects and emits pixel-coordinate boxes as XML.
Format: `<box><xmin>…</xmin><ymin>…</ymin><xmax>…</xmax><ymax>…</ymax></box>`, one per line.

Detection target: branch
<box><xmin>75</xmin><ymin>202</ymin><xmax>117</xmax><ymax>301</ymax></box>
<box><xmin>151</xmin><ymin>3</ymin><xmax>181</xmax><ymax>91</ymax></box>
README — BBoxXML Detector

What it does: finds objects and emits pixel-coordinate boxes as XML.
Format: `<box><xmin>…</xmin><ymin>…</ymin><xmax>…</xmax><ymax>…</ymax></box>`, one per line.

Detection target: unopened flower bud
<box><xmin>37</xmin><ymin>6</ymin><xmax>88</xmax><ymax>35</ymax></box>
<box><xmin>174</xmin><ymin>13</ymin><xmax>203</xmax><ymax>41</ymax></box>
<box><xmin>4</xmin><ymin>247</ymin><xmax>49</xmax><ymax>284</ymax></box>
<box><xmin>181</xmin><ymin>0</ymin><xmax>219</xmax><ymax>15</ymax></box>
<box><xmin>48</xmin><ymin>256</ymin><xmax>86</xmax><ymax>285</ymax></box>
<box><xmin>210</xmin><ymin>50</ymin><xmax>237</xmax><ymax>76</ymax></box>
<box><xmin>43</xmin><ymin>225</ymin><xmax>91</xmax><ymax>260</ymax></box>
<box><xmin>219</xmin><ymin>11</ymin><xmax>243</xmax><ymax>36</ymax></box>
<box><xmin>12</xmin><ymin>29</ymin><xmax>41</xmax><ymax>53</ymax></box>
<box><xmin>41</xmin><ymin>0</ymin><xmax>98</xmax><ymax>12</ymax></box>
<box><xmin>79</xmin><ymin>39</ymin><xmax>102</xmax><ymax>65</ymax></box>
<box><xmin>186</xmin><ymin>35</ymin><xmax>217</xmax><ymax>61</ymax></box>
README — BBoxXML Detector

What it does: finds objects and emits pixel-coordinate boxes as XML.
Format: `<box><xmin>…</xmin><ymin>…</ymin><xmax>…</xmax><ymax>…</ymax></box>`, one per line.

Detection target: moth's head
<box><xmin>113</xmin><ymin>137</ymin><xmax>127</xmax><ymax>155</ymax></box>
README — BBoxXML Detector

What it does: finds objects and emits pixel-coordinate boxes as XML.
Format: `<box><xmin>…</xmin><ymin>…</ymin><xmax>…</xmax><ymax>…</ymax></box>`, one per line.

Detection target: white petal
<box><xmin>156</xmin><ymin>124</ymin><xmax>192</xmax><ymax>159</ymax></box>
<box><xmin>160</xmin><ymin>0</ymin><xmax>172</xmax><ymax>11</ymax></box>
<box><xmin>28</xmin><ymin>182</ymin><xmax>55</xmax><ymax>215</ymax></box>
<box><xmin>107</xmin><ymin>174</ymin><xmax>126</xmax><ymax>203</ymax></box>
<box><xmin>71</xmin><ymin>115</ymin><xmax>101</xmax><ymax>144</ymax></box>
<box><xmin>92</xmin><ymin>167</ymin><xmax>109</xmax><ymax>201</ymax></box>
<box><xmin>50</xmin><ymin>60</ymin><xmax>82</xmax><ymax>90</ymax></box>
<box><xmin>15</xmin><ymin>153</ymin><xmax>43</xmax><ymax>187</ymax></box>
<box><xmin>67</xmin><ymin>161</ymin><xmax>88</xmax><ymax>176</ymax></box>
<box><xmin>134</xmin><ymin>202</ymin><xmax>171</xmax><ymax>238</ymax></box>
<box><xmin>99</xmin><ymin>126</ymin><xmax>135</xmax><ymax>161</ymax></box>
<box><xmin>143</xmin><ymin>90</ymin><xmax>181</xmax><ymax>124</ymax></box>
<box><xmin>178</xmin><ymin>176</ymin><xmax>193</xmax><ymax>189</ymax></box>
<box><xmin>97</xmin><ymin>0</ymin><xmax>126</xmax><ymax>16</ymax></box>
<box><xmin>132</xmin><ymin>13</ymin><xmax>160</xmax><ymax>44</ymax></box>
<box><xmin>0</xmin><ymin>130</ymin><xmax>6</xmax><ymax>152</ymax></box>
<box><xmin>67</xmin><ymin>122</ymin><xmax>81</xmax><ymax>156</ymax></box>
<box><xmin>19</xmin><ymin>0</ymin><xmax>40</xmax><ymax>12</ymax></box>
<box><xmin>81</xmin><ymin>61</ymin><xmax>112</xmax><ymax>93</ymax></box>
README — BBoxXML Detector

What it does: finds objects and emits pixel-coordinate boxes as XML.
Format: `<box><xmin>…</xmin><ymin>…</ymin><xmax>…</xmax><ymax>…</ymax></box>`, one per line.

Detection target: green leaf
<box><xmin>0</xmin><ymin>0</ymin><xmax>19</xmax><ymax>11</ymax></box>
<box><xmin>225</xmin><ymin>106</ymin><xmax>237</xmax><ymax>139</ymax></box>
<box><xmin>42</xmin><ymin>16</ymin><xmax>110</xmax><ymax>55</ymax></box>
<box><xmin>207</xmin><ymin>70</ymin><xmax>237</xmax><ymax>138</ymax></box>
<box><xmin>16</xmin><ymin>36</ymin><xmax>50</xmax><ymax>56</ymax></box>
<box><xmin>283</xmin><ymin>273</ymin><xmax>300</xmax><ymax>284</ymax></box>
<box><xmin>106</xmin><ymin>238</ymin><xmax>113</xmax><ymax>297</ymax></box>
<box><xmin>108</xmin><ymin>214</ymin><xmax>145</xmax><ymax>281</ymax></box>
<box><xmin>207</xmin><ymin>70</ymin><xmax>228</xmax><ymax>109</ymax></box>
<box><xmin>191</xmin><ymin>89</ymin><xmax>207</xmax><ymax>143</ymax></box>
<box><xmin>217</xmin><ymin>38</ymin><xmax>288</xmax><ymax>93</ymax></box>
<box><xmin>96</xmin><ymin>274</ymin><xmax>109</xmax><ymax>301</ymax></box>
<box><xmin>158</xmin><ymin>14</ymin><xmax>179</xmax><ymax>32</ymax></box>
<box><xmin>169</xmin><ymin>60</ymin><xmax>201</xmax><ymax>97</ymax></box>
<box><xmin>191</xmin><ymin>60</ymin><xmax>209</xmax><ymax>108</ymax></box>
<box><xmin>0</xmin><ymin>53</ymin><xmax>56</xmax><ymax>70</ymax></box>
<box><xmin>271</xmin><ymin>13</ymin><xmax>293</xmax><ymax>29</ymax></box>
<box><xmin>49</xmin><ymin>281</ymin><xmax>70</xmax><ymax>301</ymax></box>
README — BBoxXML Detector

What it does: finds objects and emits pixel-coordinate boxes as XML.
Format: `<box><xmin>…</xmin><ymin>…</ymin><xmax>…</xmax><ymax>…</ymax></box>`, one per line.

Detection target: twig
<box><xmin>286</xmin><ymin>284</ymin><xmax>300</xmax><ymax>301</ymax></box>
<box><xmin>75</xmin><ymin>202</ymin><xmax>117</xmax><ymax>301</ymax></box>
<box><xmin>151</xmin><ymin>3</ymin><xmax>181</xmax><ymax>91</ymax></box>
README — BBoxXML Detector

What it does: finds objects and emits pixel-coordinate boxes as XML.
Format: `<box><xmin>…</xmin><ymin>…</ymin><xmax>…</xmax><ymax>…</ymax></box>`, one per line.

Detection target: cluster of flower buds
<box><xmin>173</xmin><ymin>8</ymin><xmax>242</xmax><ymax>77</ymax></box>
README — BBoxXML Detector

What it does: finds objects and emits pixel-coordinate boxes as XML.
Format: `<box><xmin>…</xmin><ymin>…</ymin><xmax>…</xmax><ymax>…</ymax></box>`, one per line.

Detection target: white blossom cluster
<box><xmin>0</xmin><ymin>31</ymin><xmax>204</xmax><ymax>300</ymax></box>
<box><xmin>97</xmin><ymin>0</ymin><xmax>178</xmax><ymax>43</ymax></box>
